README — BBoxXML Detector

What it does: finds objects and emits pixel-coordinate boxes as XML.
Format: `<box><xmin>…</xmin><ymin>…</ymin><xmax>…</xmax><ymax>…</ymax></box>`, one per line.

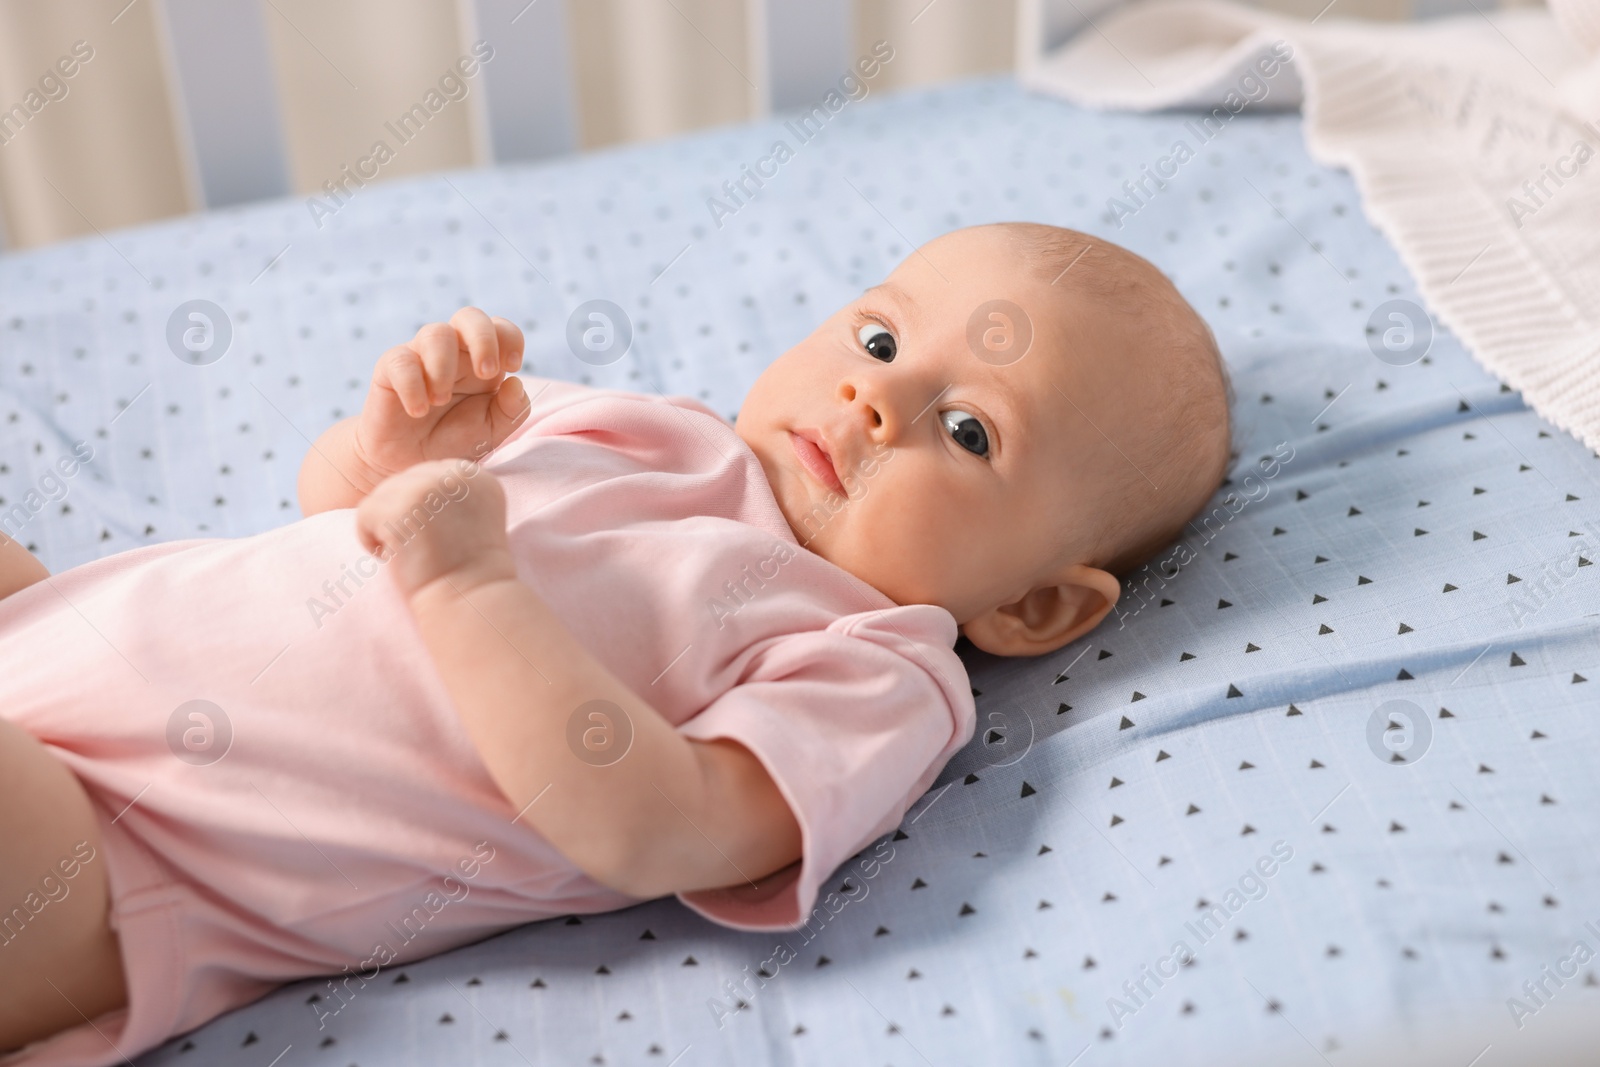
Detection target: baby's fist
<box><xmin>355</xmin><ymin>308</ymin><xmax>529</xmax><ymax>485</ymax></box>
<box><xmin>354</xmin><ymin>458</ymin><xmax>515</xmax><ymax>599</ymax></box>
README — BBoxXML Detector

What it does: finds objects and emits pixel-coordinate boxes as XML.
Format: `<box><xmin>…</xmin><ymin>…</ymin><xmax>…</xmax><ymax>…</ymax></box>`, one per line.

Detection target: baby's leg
<box><xmin>0</xmin><ymin>530</ymin><xmax>49</xmax><ymax>600</ymax></box>
<box><xmin>0</xmin><ymin>717</ymin><xmax>127</xmax><ymax>1053</ymax></box>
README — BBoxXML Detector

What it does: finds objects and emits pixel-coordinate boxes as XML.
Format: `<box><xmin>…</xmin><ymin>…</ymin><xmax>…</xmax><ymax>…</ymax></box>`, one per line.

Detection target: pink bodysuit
<box><xmin>0</xmin><ymin>380</ymin><xmax>975</xmax><ymax>1067</ymax></box>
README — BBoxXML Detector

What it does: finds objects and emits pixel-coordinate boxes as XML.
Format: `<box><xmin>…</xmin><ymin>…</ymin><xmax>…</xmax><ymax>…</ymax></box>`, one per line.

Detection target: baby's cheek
<box><xmin>841</xmin><ymin>500</ymin><xmax>944</xmax><ymax>604</ymax></box>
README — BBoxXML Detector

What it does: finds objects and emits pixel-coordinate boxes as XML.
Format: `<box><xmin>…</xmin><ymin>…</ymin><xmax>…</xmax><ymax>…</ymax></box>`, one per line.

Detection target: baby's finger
<box><xmin>380</xmin><ymin>346</ymin><xmax>430</xmax><ymax>418</ymax></box>
<box><xmin>451</xmin><ymin>307</ymin><xmax>501</xmax><ymax>380</ymax></box>
<box><xmin>488</xmin><ymin>374</ymin><xmax>529</xmax><ymax>442</ymax></box>
<box><xmin>491</xmin><ymin>316</ymin><xmax>524</xmax><ymax>373</ymax></box>
<box><xmin>412</xmin><ymin>323</ymin><xmax>459</xmax><ymax>406</ymax></box>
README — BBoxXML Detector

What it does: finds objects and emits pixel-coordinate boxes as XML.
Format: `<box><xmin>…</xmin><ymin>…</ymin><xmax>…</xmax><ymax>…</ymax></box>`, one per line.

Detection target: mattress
<box><xmin>2</xmin><ymin>76</ymin><xmax>1597</xmax><ymax>1066</ymax></box>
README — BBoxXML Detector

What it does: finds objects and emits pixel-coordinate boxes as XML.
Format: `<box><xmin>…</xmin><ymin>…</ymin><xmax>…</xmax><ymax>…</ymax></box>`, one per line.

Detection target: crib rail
<box><xmin>0</xmin><ymin>0</ymin><xmax>1497</xmax><ymax>250</ymax></box>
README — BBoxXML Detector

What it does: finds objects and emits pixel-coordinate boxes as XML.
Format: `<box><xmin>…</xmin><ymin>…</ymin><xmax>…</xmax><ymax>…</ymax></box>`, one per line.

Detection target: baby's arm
<box><xmin>353</xmin><ymin>460</ymin><xmax>803</xmax><ymax>898</ymax></box>
<box><xmin>298</xmin><ymin>308</ymin><xmax>529</xmax><ymax>517</ymax></box>
<box><xmin>296</xmin><ymin>418</ymin><xmax>382</xmax><ymax>515</ymax></box>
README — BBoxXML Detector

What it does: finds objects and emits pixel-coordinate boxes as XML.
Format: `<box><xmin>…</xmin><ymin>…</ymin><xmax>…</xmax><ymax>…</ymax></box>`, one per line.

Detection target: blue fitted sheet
<box><xmin>2</xmin><ymin>76</ymin><xmax>1598</xmax><ymax>1067</ymax></box>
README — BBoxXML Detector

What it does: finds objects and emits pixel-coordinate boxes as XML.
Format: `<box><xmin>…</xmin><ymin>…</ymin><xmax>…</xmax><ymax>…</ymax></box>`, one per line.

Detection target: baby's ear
<box><xmin>961</xmin><ymin>564</ymin><xmax>1121</xmax><ymax>658</ymax></box>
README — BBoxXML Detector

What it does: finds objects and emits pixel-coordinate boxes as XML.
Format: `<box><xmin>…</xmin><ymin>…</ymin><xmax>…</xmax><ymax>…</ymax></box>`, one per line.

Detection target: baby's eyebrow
<box><xmin>865</xmin><ymin>281</ymin><xmax>913</xmax><ymax>308</ymax></box>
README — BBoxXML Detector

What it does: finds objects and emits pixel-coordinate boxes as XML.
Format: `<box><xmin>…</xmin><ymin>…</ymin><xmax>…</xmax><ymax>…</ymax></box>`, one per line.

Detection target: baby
<box><xmin>0</xmin><ymin>222</ymin><xmax>1230</xmax><ymax>1065</ymax></box>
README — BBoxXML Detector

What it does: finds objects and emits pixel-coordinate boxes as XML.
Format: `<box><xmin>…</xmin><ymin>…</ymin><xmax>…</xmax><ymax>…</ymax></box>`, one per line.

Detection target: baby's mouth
<box><xmin>788</xmin><ymin>430</ymin><xmax>846</xmax><ymax>496</ymax></box>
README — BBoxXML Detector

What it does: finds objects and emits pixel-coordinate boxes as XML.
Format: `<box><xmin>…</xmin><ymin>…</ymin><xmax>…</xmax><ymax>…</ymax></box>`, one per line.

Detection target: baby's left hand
<box><xmin>354</xmin><ymin>458</ymin><xmax>516</xmax><ymax>599</ymax></box>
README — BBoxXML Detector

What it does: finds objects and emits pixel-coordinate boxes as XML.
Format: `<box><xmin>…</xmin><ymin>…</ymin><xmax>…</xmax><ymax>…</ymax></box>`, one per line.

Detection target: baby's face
<box><xmin>736</xmin><ymin>228</ymin><xmax>1137</xmax><ymax>630</ymax></box>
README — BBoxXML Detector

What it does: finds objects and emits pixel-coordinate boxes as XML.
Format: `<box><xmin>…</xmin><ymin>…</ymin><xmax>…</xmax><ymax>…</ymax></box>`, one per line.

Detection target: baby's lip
<box><xmin>789</xmin><ymin>429</ymin><xmax>847</xmax><ymax>496</ymax></box>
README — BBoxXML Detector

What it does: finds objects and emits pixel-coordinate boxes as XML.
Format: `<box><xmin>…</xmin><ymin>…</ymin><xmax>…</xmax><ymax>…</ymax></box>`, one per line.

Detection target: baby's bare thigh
<box><xmin>0</xmin><ymin>717</ymin><xmax>127</xmax><ymax>1054</ymax></box>
<box><xmin>0</xmin><ymin>530</ymin><xmax>49</xmax><ymax>601</ymax></box>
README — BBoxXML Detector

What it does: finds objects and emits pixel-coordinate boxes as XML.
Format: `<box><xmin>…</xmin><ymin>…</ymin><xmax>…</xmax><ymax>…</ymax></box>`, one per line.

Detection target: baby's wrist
<box><xmin>406</xmin><ymin>549</ymin><xmax>520</xmax><ymax>612</ymax></box>
<box><xmin>348</xmin><ymin>421</ymin><xmax>399</xmax><ymax>490</ymax></box>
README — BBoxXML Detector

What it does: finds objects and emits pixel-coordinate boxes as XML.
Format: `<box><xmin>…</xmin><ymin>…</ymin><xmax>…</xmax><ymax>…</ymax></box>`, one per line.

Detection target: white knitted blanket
<box><xmin>1023</xmin><ymin>0</ymin><xmax>1600</xmax><ymax>452</ymax></box>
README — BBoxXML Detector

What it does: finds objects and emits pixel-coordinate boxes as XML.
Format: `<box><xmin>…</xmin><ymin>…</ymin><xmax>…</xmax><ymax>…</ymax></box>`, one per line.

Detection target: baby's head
<box><xmin>735</xmin><ymin>223</ymin><xmax>1231</xmax><ymax>657</ymax></box>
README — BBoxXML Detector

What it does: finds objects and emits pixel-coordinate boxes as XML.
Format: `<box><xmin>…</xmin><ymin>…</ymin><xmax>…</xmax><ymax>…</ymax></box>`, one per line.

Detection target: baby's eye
<box><xmin>857</xmin><ymin>322</ymin><xmax>897</xmax><ymax>363</ymax></box>
<box><xmin>942</xmin><ymin>409</ymin><xmax>989</xmax><ymax>457</ymax></box>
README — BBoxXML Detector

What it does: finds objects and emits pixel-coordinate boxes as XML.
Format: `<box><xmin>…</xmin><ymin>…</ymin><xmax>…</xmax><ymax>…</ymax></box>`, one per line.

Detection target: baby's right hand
<box><xmin>353</xmin><ymin>308</ymin><xmax>530</xmax><ymax>481</ymax></box>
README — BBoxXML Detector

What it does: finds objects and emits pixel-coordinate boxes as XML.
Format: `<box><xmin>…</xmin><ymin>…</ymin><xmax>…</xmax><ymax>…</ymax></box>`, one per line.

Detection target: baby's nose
<box><xmin>837</xmin><ymin>379</ymin><xmax>893</xmax><ymax>442</ymax></box>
